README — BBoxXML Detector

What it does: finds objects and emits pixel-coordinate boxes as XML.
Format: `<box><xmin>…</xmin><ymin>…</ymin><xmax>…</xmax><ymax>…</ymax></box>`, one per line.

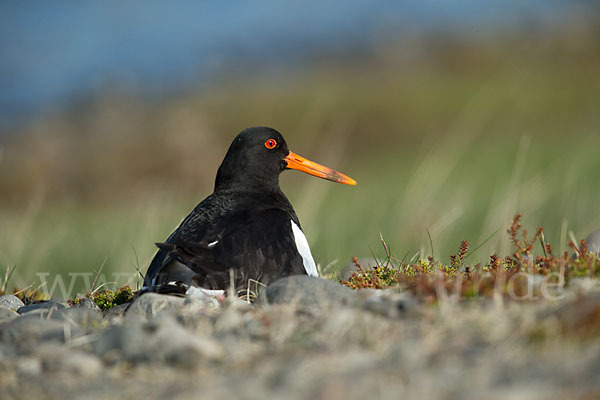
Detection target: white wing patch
<box><xmin>185</xmin><ymin>286</ymin><xmax>224</xmax><ymax>307</ymax></box>
<box><xmin>291</xmin><ymin>220</ymin><xmax>318</xmax><ymax>277</ymax></box>
<box><xmin>185</xmin><ymin>286</ymin><xmax>225</xmax><ymax>297</ymax></box>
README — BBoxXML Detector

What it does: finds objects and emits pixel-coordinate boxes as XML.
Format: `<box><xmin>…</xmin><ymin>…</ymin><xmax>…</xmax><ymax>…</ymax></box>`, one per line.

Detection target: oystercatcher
<box><xmin>142</xmin><ymin>126</ymin><xmax>356</xmax><ymax>298</ymax></box>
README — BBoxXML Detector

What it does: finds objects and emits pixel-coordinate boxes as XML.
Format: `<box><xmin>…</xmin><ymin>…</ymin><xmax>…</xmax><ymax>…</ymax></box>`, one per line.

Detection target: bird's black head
<box><xmin>215</xmin><ymin>127</ymin><xmax>290</xmax><ymax>192</ymax></box>
<box><xmin>215</xmin><ymin>126</ymin><xmax>356</xmax><ymax>193</ymax></box>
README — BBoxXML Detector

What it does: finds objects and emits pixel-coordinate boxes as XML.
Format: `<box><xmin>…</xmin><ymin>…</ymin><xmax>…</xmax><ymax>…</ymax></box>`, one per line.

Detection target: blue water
<box><xmin>0</xmin><ymin>0</ymin><xmax>576</xmax><ymax>128</ymax></box>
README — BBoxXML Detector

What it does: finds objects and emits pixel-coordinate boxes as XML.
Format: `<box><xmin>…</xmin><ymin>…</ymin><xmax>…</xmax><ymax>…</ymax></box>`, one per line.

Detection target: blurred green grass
<box><xmin>1</xmin><ymin>32</ymin><xmax>599</xmax><ymax>295</ymax></box>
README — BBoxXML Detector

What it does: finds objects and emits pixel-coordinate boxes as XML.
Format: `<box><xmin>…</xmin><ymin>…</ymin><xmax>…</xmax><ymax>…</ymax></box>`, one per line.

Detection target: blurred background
<box><xmin>1</xmin><ymin>1</ymin><xmax>599</xmax><ymax>294</ymax></box>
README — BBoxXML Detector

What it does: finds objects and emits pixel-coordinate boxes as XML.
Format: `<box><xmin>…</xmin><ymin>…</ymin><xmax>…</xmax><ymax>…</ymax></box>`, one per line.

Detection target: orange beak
<box><xmin>284</xmin><ymin>151</ymin><xmax>357</xmax><ymax>185</ymax></box>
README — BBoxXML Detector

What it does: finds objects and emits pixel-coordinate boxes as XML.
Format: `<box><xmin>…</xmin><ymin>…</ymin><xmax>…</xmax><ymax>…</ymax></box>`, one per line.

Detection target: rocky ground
<box><xmin>1</xmin><ymin>276</ymin><xmax>599</xmax><ymax>400</ymax></box>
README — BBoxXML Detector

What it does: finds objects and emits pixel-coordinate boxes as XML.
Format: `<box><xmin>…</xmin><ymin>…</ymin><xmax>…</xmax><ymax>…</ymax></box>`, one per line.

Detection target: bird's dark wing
<box><xmin>142</xmin><ymin>193</ymin><xmax>228</xmax><ymax>289</ymax></box>
<box><xmin>146</xmin><ymin>207</ymin><xmax>305</xmax><ymax>292</ymax></box>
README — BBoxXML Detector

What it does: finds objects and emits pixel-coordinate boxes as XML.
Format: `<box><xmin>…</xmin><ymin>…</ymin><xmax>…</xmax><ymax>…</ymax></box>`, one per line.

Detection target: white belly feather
<box><xmin>290</xmin><ymin>220</ymin><xmax>318</xmax><ymax>277</ymax></box>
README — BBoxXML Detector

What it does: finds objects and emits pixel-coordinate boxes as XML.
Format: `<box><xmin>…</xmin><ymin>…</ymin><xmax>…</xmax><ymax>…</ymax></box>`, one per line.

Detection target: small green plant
<box><xmin>341</xmin><ymin>213</ymin><xmax>600</xmax><ymax>301</ymax></box>
<box><xmin>448</xmin><ymin>240</ymin><xmax>469</xmax><ymax>273</ymax></box>
<box><xmin>71</xmin><ymin>286</ymin><xmax>134</xmax><ymax>311</ymax></box>
<box><xmin>342</xmin><ymin>258</ymin><xmax>400</xmax><ymax>289</ymax></box>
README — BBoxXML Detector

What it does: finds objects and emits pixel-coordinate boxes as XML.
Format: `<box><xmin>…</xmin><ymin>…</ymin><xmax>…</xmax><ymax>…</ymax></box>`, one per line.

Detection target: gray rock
<box><xmin>50</xmin><ymin>298</ymin><xmax>71</xmax><ymax>308</ymax></box>
<box><xmin>263</xmin><ymin>276</ymin><xmax>418</xmax><ymax>318</ymax></box>
<box><xmin>586</xmin><ymin>229</ymin><xmax>600</xmax><ymax>255</ymax></box>
<box><xmin>54</xmin><ymin>351</ymin><xmax>103</xmax><ymax>377</ymax></box>
<box><xmin>357</xmin><ymin>289</ymin><xmax>419</xmax><ymax>318</ymax></box>
<box><xmin>94</xmin><ymin>315</ymin><xmax>224</xmax><ymax>366</ymax></box>
<box><xmin>552</xmin><ymin>291</ymin><xmax>600</xmax><ymax>335</ymax></box>
<box><xmin>263</xmin><ymin>275</ymin><xmax>358</xmax><ymax>308</ymax></box>
<box><xmin>1</xmin><ymin>315</ymin><xmax>84</xmax><ymax>346</ymax></box>
<box><xmin>103</xmin><ymin>303</ymin><xmax>129</xmax><ymax>325</ymax></box>
<box><xmin>568</xmin><ymin>277</ymin><xmax>600</xmax><ymax>294</ymax></box>
<box><xmin>0</xmin><ymin>342</ymin><xmax>17</xmax><ymax>359</ymax></box>
<box><xmin>0</xmin><ymin>294</ymin><xmax>25</xmax><ymax>310</ymax></box>
<box><xmin>72</xmin><ymin>298</ymin><xmax>102</xmax><ymax>312</ymax></box>
<box><xmin>17</xmin><ymin>301</ymin><xmax>65</xmax><ymax>315</ymax></box>
<box><xmin>125</xmin><ymin>293</ymin><xmax>185</xmax><ymax>320</ymax></box>
<box><xmin>0</xmin><ymin>307</ymin><xmax>19</xmax><ymax>323</ymax></box>
<box><xmin>214</xmin><ymin>301</ymin><xmax>255</xmax><ymax>335</ymax></box>
<box><xmin>43</xmin><ymin>307</ymin><xmax>103</xmax><ymax>329</ymax></box>
<box><xmin>36</xmin><ymin>345</ymin><xmax>103</xmax><ymax>378</ymax></box>
<box><xmin>92</xmin><ymin>320</ymin><xmax>148</xmax><ymax>363</ymax></box>
<box><xmin>6</xmin><ymin>306</ymin><xmax>102</xmax><ymax>330</ymax></box>
<box><xmin>16</xmin><ymin>357</ymin><xmax>42</xmax><ymax>376</ymax></box>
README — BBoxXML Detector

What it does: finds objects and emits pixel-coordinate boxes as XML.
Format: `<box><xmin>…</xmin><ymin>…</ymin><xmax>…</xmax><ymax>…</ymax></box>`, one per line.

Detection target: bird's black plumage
<box><xmin>143</xmin><ymin>126</ymin><xmax>355</xmax><ymax>296</ymax></box>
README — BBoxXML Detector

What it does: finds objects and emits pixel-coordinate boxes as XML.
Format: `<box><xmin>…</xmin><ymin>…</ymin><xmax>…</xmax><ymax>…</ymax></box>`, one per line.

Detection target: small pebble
<box><xmin>0</xmin><ymin>295</ymin><xmax>25</xmax><ymax>311</ymax></box>
<box><xmin>264</xmin><ymin>276</ymin><xmax>358</xmax><ymax>309</ymax></box>
<box><xmin>1</xmin><ymin>316</ymin><xmax>84</xmax><ymax>346</ymax></box>
<box><xmin>586</xmin><ymin>229</ymin><xmax>600</xmax><ymax>255</ymax></box>
<box><xmin>17</xmin><ymin>301</ymin><xmax>65</xmax><ymax>315</ymax></box>
<box><xmin>125</xmin><ymin>293</ymin><xmax>185</xmax><ymax>320</ymax></box>
<box><xmin>0</xmin><ymin>307</ymin><xmax>19</xmax><ymax>323</ymax></box>
<box><xmin>16</xmin><ymin>357</ymin><xmax>42</xmax><ymax>376</ymax></box>
<box><xmin>72</xmin><ymin>298</ymin><xmax>102</xmax><ymax>312</ymax></box>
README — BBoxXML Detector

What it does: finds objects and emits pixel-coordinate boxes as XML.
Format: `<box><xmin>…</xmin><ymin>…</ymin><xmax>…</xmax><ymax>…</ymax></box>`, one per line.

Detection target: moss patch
<box><xmin>69</xmin><ymin>286</ymin><xmax>134</xmax><ymax>311</ymax></box>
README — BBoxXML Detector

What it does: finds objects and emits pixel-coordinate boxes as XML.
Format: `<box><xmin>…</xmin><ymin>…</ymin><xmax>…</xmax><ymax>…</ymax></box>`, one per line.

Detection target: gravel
<box><xmin>0</xmin><ymin>278</ymin><xmax>599</xmax><ymax>399</ymax></box>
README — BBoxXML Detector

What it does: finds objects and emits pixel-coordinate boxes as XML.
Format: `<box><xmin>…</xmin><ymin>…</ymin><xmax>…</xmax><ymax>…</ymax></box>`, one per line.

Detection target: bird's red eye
<box><xmin>265</xmin><ymin>139</ymin><xmax>277</xmax><ymax>149</ymax></box>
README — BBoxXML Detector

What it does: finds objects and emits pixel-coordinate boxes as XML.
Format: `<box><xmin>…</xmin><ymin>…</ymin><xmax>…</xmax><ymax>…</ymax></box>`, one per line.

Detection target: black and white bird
<box><xmin>142</xmin><ymin>127</ymin><xmax>356</xmax><ymax>299</ymax></box>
